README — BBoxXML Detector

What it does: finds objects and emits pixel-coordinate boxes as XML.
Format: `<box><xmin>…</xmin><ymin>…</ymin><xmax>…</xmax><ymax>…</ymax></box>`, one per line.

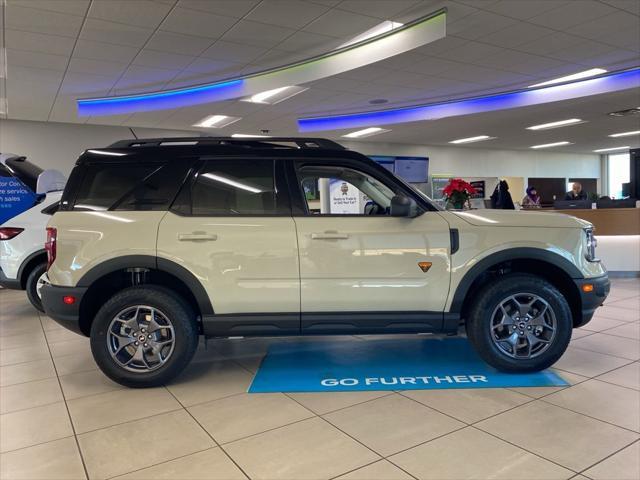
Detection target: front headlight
<box><xmin>584</xmin><ymin>228</ymin><xmax>598</xmax><ymax>262</ymax></box>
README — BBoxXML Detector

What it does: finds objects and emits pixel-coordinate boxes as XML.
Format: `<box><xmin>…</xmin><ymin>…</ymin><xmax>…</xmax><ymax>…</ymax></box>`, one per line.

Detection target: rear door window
<box><xmin>174</xmin><ymin>159</ymin><xmax>286</xmax><ymax>216</ymax></box>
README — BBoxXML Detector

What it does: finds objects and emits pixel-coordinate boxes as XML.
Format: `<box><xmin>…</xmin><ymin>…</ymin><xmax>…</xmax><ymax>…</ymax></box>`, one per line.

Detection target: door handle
<box><xmin>178</xmin><ymin>233</ymin><xmax>218</xmax><ymax>241</ymax></box>
<box><xmin>311</xmin><ymin>232</ymin><xmax>349</xmax><ymax>240</ymax></box>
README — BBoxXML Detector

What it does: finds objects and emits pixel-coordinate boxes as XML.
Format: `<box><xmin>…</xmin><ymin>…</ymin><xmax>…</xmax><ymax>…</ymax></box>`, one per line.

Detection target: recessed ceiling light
<box><xmin>530</xmin><ymin>141</ymin><xmax>573</xmax><ymax>149</ymax></box>
<box><xmin>242</xmin><ymin>86</ymin><xmax>308</xmax><ymax>104</ymax></box>
<box><xmin>526</xmin><ymin>118</ymin><xmax>584</xmax><ymax>130</ymax></box>
<box><xmin>449</xmin><ymin>135</ymin><xmax>495</xmax><ymax>144</ymax></box>
<box><xmin>339</xmin><ymin>20</ymin><xmax>404</xmax><ymax>48</ymax></box>
<box><xmin>231</xmin><ymin>133</ymin><xmax>272</xmax><ymax>138</ymax></box>
<box><xmin>593</xmin><ymin>146</ymin><xmax>630</xmax><ymax>152</ymax></box>
<box><xmin>609</xmin><ymin>130</ymin><xmax>640</xmax><ymax>138</ymax></box>
<box><xmin>341</xmin><ymin>127</ymin><xmax>390</xmax><ymax>138</ymax></box>
<box><xmin>192</xmin><ymin>115</ymin><xmax>241</xmax><ymax>128</ymax></box>
<box><xmin>528</xmin><ymin>68</ymin><xmax>607</xmax><ymax>88</ymax></box>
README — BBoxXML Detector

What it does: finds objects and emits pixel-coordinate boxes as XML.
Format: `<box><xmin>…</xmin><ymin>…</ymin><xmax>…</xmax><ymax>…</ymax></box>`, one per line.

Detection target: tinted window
<box><xmin>187</xmin><ymin>160</ymin><xmax>278</xmax><ymax>215</ymax></box>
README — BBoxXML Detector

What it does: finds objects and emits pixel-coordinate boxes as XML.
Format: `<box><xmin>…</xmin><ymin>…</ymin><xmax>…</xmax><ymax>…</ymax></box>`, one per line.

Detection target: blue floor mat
<box><xmin>248</xmin><ymin>337</ymin><xmax>568</xmax><ymax>393</ymax></box>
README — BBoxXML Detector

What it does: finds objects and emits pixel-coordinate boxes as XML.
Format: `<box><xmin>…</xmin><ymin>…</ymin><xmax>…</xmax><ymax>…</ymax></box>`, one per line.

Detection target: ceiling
<box><xmin>0</xmin><ymin>0</ymin><xmax>639</xmax><ymax>153</ymax></box>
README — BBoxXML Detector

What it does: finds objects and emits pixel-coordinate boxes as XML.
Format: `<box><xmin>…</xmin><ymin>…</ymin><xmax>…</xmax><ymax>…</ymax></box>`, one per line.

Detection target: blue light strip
<box><xmin>77</xmin><ymin>79</ymin><xmax>245</xmax><ymax>116</ymax></box>
<box><xmin>298</xmin><ymin>68</ymin><xmax>640</xmax><ymax>132</ymax></box>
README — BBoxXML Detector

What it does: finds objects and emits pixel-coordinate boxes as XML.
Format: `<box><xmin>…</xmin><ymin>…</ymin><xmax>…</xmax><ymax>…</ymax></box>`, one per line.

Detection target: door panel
<box><xmin>295</xmin><ymin>214</ymin><xmax>451</xmax><ymax>321</ymax></box>
<box><xmin>158</xmin><ymin>213</ymin><xmax>300</xmax><ymax>316</ymax></box>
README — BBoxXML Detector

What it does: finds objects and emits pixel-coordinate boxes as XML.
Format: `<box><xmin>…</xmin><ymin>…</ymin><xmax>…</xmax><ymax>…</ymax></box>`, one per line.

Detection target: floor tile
<box><xmin>596</xmin><ymin>362</ymin><xmax>640</xmax><ymax>390</ymax></box>
<box><xmin>115</xmin><ymin>447</ymin><xmax>246</xmax><ymax>479</ymax></box>
<box><xmin>59</xmin><ymin>369</ymin><xmax>123</xmax><ymax>400</ymax></box>
<box><xmin>324</xmin><ymin>394</ymin><xmax>464</xmax><ymax>456</ymax></box>
<box><xmin>544</xmin><ymin>379</ymin><xmax>640</xmax><ymax>432</ymax></box>
<box><xmin>603</xmin><ymin>322</ymin><xmax>640</xmax><ymax>340</ymax></box>
<box><xmin>389</xmin><ymin>427</ymin><xmax>573</xmax><ymax>480</ymax></box>
<box><xmin>582</xmin><ymin>440</ymin><xmax>639</xmax><ymax>480</ymax></box>
<box><xmin>579</xmin><ymin>316</ymin><xmax>627</xmax><ymax>333</ymax></box>
<box><xmin>571</xmin><ymin>328</ymin><xmax>595</xmax><ymax>339</ymax></box>
<box><xmin>48</xmin><ymin>337</ymin><xmax>90</xmax><ymax>358</ymax></box>
<box><xmin>0</xmin><ymin>437</ymin><xmax>86</xmax><ymax>480</ymax></box>
<box><xmin>0</xmin><ymin>357</ymin><xmax>56</xmax><ymax>387</ymax></box>
<box><xmin>571</xmin><ymin>333</ymin><xmax>640</xmax><ymax>361</ymax></box>
<box><xmin>476</xmin><ymin>401</ymin><xmax>639</xmax><ymax>471</ymax></box>
<box><xmin>0</xmin><ymin>315</ymin><xmax>42</xmax><ymax>337</ymax></box>
<box><xmin>402</xmin><ymin>388</ymin><xmax>531</xmax><ymax>424</ymax></box>
<box><xmin>0</xmin><ymin>377</ymin><xmax>63</xmax><ymax>414</ymax></box>
<box><xmin>67</xmin><ymin>386</ymin><xmax>182</xmax><ymax>433</ymax></box>
<box><xmin>0</xmin><ymin>402</ymin><xmax>73</xmax><ymax>452</ymax></box>
<box><xmin>166</xmin><ymin>360</ymin><xmax>253</xmax><ymax>407</ymax></box>
<box><xmin>45</xmin><ymin>328</ymin><xmax>88</xmax><ymax>344</ymax></box>
<box><xmin>189</xmin><ymin>392</ymin><xmax>314</xmax><ymax>444</ymax></box>
<box><xmin>224</xmin><ymin>417</ymin><xmax>380</xmax><ymax>480</ymax></box>
<box><xmin>552</xmin><ymin>347</ymin><xmax>631</xmax><ymax>377</ymax></box>
<box><xmin>0</xmin><ymin>330</ymin><xmax>47</xmax><ymax>351</ymax></box>
<box><xmin>336</xmin><ymin>460</ymin><xmax>413</xmax><ymax>480</ymax></box>
<box><xmin>288</xmin><ymin>391</ymin><xmax>392</xmax><ymax>415</ymax></box>
<box><xmin>595</xmin><ymin>305</ymin><xmax>640</xmax><ymax>322</ymax></box>
<box><xmin>508</xmin><ymin>370</ymin><xmax>588</xmax><ymax>399</ymax></box>
<box><xmin>40</xmin><ymin>315</ymin><xmax>66</xmax><ymax>332</ymax></box>
<box><xmin>606</xmin><ymin>296</ymin><xmax>640</xmax><ymax>311</ymax></box>
<box><xmin>53</xmin><ymin>351</ymin><xmax>99</xmax><ymax>376</ymax></box>
<box><xmin>78</xmin><ymin>410</ymin><xmax>214</xmax><ymax>480</ymax></box>
<box><xmin>0</xmin><ymin>343</ymin><xmax>51</xmax><ymax>366</ymax></box>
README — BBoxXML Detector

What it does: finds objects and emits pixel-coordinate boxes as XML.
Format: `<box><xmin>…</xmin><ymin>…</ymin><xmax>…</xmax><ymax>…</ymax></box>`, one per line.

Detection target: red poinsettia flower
<box><xmin>443</xmin><ymin>178</ymin><xmax>477</xmax><ymax>198</ymax></box>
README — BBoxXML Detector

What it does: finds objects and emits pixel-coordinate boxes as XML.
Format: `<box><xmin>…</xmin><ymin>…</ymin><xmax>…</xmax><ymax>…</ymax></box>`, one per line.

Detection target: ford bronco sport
<box><xmin>41</xmin><ymin>137</ymin><xmax>609</xmax><ymax>387</ymax></box>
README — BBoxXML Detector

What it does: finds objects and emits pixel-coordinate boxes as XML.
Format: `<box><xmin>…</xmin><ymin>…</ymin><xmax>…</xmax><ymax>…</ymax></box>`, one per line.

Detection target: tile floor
<box><xmin>0</xmin><ymin>278</ymin><xmax>638</xmax><ymax>480</ymax></box>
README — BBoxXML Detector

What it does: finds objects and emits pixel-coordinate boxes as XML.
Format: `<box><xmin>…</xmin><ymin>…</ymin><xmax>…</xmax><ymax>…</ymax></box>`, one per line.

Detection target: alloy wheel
<box><xmin>107</xmin><ymin>305</ymin><xmax>175</xmax><ymax>372</ymax></box>
<box><xmin>490</xmin><ymin>293</ymin><xmax>557</xmax><ymax>359</ymax></box>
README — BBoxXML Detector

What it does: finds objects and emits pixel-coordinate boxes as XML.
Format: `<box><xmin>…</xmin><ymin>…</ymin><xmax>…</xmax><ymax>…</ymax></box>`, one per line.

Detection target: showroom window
<box><xmin>186</xmin><ymin>159</ymin><xmax>278</xmax><ymax>216</ymax></box>
<box><xmin>298</xmin><ymin>165</ymin><xmax>397</xmax><ymax>215</ymax></box>
<box><xmin>608</xmin><ymin>152</ymin><xmax>630</xmax><ymax>199</ymax></box>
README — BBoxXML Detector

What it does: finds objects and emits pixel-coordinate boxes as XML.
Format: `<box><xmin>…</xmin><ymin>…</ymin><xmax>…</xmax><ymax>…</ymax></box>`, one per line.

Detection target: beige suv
<box><xmin>41</xmin><ymin>137</ymin><xmax>609</xmax><ymax>387</ymax></box>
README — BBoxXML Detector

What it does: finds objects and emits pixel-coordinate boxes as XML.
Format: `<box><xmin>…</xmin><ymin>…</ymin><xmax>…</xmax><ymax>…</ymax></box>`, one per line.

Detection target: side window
<box><xmin>72</xmin><ymin>164</ymin><xmax>160</xmax><ymax>211</ymax></box>
<box><xmin>298</xmin><ymin>165</ymin><xmax>398</xmax><ymax>215</ymax></box>
<box><xmin>188</xmin><ymin>159</ymin><xmax>278</xmax><ymax>215</ymax></box>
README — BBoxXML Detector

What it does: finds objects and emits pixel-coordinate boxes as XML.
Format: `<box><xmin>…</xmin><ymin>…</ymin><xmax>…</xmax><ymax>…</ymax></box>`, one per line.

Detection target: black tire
<box><xmin>90</xmin><ymin>285</ymin><xmax>199</xmax><ymax>388</ymax></box>
<box><xmin>465</xmin><ymin>273</ymin><xmax>572</xmax><ymax>372</ymax></box>
<box><xmin>25</xmin><ymin>262</ymin><xmax>47</xmax><ymax>312</ymax></box>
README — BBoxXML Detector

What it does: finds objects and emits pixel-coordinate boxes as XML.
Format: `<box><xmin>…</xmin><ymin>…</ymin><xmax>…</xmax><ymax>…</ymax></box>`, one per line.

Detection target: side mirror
<box><xmin>390</xmin><ymin>195</ymin><xmax>418</xmax><ymax>217</ymax></box>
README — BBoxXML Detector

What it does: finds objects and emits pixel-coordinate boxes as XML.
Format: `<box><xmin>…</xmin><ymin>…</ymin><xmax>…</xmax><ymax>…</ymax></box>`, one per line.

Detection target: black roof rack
<box><xmin>107</xmin><ymin>137</ymin><xmax>345</xmax><ymax>150</ymax></box>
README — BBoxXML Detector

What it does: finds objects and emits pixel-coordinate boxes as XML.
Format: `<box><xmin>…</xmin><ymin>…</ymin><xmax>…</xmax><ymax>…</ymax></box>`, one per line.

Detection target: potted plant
<box><xmin>442</xmin><ymin>178</ymin><xmax>477</xmax><ymax>210</ymax></box>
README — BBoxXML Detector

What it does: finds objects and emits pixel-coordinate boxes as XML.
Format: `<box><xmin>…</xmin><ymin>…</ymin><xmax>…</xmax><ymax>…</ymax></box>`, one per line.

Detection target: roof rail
<box><xmin>107</xmin><ymin>137</ymin><xmax>345</xmax><ymax>150</ymax></box>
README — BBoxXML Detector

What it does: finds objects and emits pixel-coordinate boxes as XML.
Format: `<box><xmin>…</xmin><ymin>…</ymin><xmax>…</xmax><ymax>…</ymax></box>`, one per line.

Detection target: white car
<box><xmin>0</xmin><ymin>153</ymin><xmax>65</xmax><ymax>311</ymax></box>
<box><xmin>0</xmin><ymin>192</ymin><xmax>62</xmax><ymax>311</ymax></box>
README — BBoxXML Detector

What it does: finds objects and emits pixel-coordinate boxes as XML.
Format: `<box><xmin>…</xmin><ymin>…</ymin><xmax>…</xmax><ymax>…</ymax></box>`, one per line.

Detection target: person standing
<box><xmin>565</xmin><ymin>182</ymin><xmax>587</xmax><ymax>200</ymax></box>
<box><xmin>522</xmin><ymin>186</ymin><xmax>542</xmax><ymax>209</ymax></box>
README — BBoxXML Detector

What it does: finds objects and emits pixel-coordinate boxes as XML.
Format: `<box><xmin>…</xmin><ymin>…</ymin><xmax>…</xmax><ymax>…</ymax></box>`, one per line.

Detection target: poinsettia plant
<box><xmin>442</xmin><ymin>178</ymin><xmax>477</xmax><ymax>209</ymax></box>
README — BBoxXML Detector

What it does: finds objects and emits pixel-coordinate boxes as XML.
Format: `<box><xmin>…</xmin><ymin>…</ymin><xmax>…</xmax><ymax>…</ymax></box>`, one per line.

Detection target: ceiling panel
<box><xmin>8</xmin><ymin>0</ymin><xmax>89</xmax><ymax>16</ymax></box>
<box><xmin>73</xmin><ymin>39</ymin><xmax>140</xmax><ymax>63</ymax></box>
<box><xmin>4</xmin><ymin>29</ymin><xmax>76</xmax><ymax>56</ymax></box>
<box><xmin>161</xmin><ymin>6</ymin><xmax>237</xmax><ymax>38</ymax></box>
<box><xmin>88</xmin><ymin>0</ymin><xmax>173</xmax><ymax>29</ymax></box>
<box><xmin>5</xmin><ymin>3</ymin><xmax>84</xmax><ymax>37</ymax></box>
<box><xmin>526</xmin><ymin>0</ymin><xmax>619</xmax><ymax>30</ymax></box>
<box><xmin>145</xmin><ymin>31</ymin><xmax>213</xmax><ymax>56</ymax></box>
<box><xmin>245</xmin><ymin>0</ymin><xmax>329</xmax><ymax>29</ymax></box>
<box><xmin>80</xmin><ymin>18</ymin><xmax>154</xmax><ymax>47</ymax></box>
<box><xmin>221</xmin><ymin>20</ymin><xmax>297</xmax><ymax>48</ymax></box>
<box><xmin>133</xmin><ymin>50</ymin><xmax>196</xmax><ymax>70</ymax></box>
<box><xmin>303</xmin><ymin>9</ymin><xmax>381</xmax><ymax>37</ymax></box>
<box><xmin>337</xmin><ymin>0</ymin><xmax>422</xmax><ymax>19</ymax></box>
<box><xmin>6</xmin><ymin>49</ymin><xmax>69</xmax><ymax>72</ymax></box>
<box><xmin>176</xmin><ymin>0</ymin><xmax>260</xmax><ymax>18</ymax></box>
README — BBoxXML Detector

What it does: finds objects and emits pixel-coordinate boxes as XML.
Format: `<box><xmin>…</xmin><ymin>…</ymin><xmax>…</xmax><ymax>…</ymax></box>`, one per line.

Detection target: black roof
<box><xmin>107</xmin><ymin>136</ymin><xmax>345</xmax><ymax>150</ymax></box>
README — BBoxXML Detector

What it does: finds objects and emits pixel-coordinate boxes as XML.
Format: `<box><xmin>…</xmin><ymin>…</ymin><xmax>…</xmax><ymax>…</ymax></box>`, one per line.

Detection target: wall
<box><xmin>0</xmin><ymin>119</ymin><xmax>601</xmax><ymax>192</ymax></box>
<box><xmin>0</xmin><ymin>119</ymin><xmax>199</xmax><ymax>176</ymax></box>
<box><xmin>342</xmin><ymin>140</ymin><xmax>602</xmax><ymax>199</ymax></box>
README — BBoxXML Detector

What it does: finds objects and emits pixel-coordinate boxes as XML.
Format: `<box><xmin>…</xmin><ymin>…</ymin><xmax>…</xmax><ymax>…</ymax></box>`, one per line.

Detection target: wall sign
<box><xmin>0</xmin><ymin>176</ymin><xmax>37</xmax><ymax>225</ymax></box>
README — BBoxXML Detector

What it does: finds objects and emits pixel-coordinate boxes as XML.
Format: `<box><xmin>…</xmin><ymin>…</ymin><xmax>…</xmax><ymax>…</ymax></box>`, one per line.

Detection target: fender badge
<box><xmin>418</xmin><ymin>261</ymin><xmax>432</xmax><ymax>272</ymax></box>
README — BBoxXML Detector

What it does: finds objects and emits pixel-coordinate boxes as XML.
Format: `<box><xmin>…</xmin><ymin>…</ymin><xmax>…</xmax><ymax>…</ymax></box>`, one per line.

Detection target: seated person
<box><xmin>522</xmin><ymin>186</ymin><xmax>541</xmax><ymax>209</ymax></box>
<box><xmin>565</xmin><ymin>182</ymin><xmax>587</xmax><ymax>200</ymax></box>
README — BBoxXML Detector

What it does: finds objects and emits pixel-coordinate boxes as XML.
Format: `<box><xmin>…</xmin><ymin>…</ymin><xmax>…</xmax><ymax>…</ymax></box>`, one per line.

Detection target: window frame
<box><xmin>170</xmin><ymin>156</ymin><xmax>292</xmax><ymax>217</ymax></box>
<box><xmin>288</xmin><ymin>157</ymin><xmax>428</xmax><ymax>217</ymax></box>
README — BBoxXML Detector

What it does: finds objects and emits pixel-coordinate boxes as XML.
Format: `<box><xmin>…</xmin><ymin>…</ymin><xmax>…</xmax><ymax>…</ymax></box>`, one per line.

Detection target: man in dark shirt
<box><xmin>565</xmin><ymin>182</ymin><xmax>587</xmax><ymax>200</ymax></box>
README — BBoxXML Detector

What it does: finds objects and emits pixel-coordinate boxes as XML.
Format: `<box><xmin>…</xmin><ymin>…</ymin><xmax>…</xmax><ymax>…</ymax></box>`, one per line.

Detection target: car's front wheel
<box><xmin>466</xmin><ymin>273</ymin><xmax>572</xmax><ymax>372</ymax></box>
<box><xmin>90</xmin><ymin>286</ymin><xmax>199</xmax><ymax>387</ymax></box>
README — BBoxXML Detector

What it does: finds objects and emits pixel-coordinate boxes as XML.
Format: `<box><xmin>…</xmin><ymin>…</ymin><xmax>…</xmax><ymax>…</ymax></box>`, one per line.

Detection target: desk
<box><xmin>541</xmin><ymin>208</ymin><xmax>640</xmax><ymax>272</ymax></box>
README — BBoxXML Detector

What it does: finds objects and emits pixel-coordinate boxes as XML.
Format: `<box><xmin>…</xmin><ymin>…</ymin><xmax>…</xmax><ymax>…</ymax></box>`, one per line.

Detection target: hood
<box><xmin>451</xmin><ymin>210</ymin><xmax>592</xmax><ymax>229</ymax></box>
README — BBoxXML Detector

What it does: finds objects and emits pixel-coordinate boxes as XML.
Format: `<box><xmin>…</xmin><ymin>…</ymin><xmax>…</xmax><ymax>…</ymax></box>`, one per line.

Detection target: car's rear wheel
<box><xmin>466</xmin><ymin>273</ymin><xmax>572</xmax><ymax>372</ymax></box>
<box><xmin>90</xmin><ymin>285</ymin><xmax>198</xmax><ymax>387</ymax></box>
<box><xmin>26</xmin><ymin>262</ymin><xmax>47</xmax><ymax>312</ymax></box>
